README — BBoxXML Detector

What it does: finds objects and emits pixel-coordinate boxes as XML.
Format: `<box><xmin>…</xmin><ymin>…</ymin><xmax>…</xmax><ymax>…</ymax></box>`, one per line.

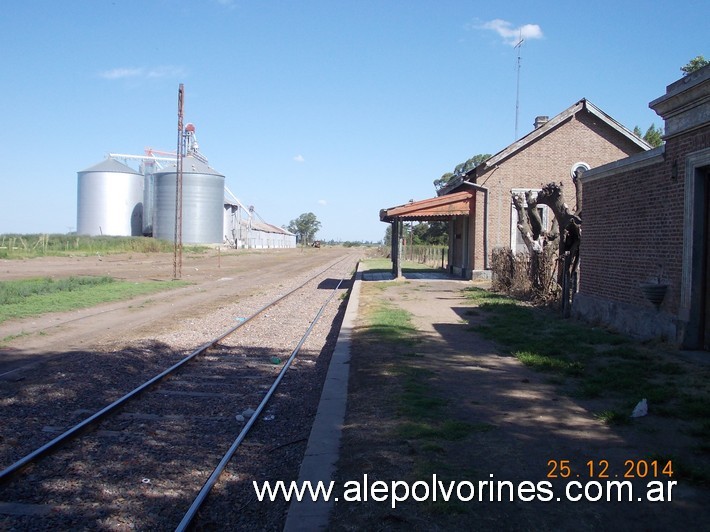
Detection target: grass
<box><xmin>462</xmin><ymin>286</ymin><xmax>696</xmax><ymax>405</ymax></box>
<box><xmin>0</xmin><ymin>233</ymin><xmax>207</xmax><ymax>259</ymax></box>
<box><xmin>515</xmin><ymin>350</ymin><xmax>584</xmax><ymax>375</ymax></box>
<box><xmin>365</xmin><ymin>302</ymin><xmax>419</xmax><ymax>345</ymax></box>
<box><xmin>0</xmin><ymin>276</ymin><xmax>188</xmax><ymax>324</ymax></box>
<box><xmin>360</xmin><ymin>257</ymin><xmax>445</xmax><ymax>275</ymax></box>
<box><xmin>397</xmin><ymin>420</ymin><xmax>480</xmax><ymax>441</ymax></box>
<box><xmin>594</xmin><ymin>409</ymin><xmax>631</xmax><ymax>425</ymax></box>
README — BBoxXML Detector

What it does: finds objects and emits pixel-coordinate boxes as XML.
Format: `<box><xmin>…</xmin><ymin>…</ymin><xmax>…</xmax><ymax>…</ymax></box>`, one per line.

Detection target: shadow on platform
<box><xmin>361</xmin><ymin>271</ymin><xmax>458</xmax><ymax>281</ymax></box>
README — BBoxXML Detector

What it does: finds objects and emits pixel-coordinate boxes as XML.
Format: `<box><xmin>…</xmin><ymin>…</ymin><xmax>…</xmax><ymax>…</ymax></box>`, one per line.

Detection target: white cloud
<box><xmin>100</xmin><ymin>67</ymin><xmax>144</xmax><ymax>80</ymax></box>
<box><xmin>480</xmin><ymin>19</ymin><xmax>543</xmax><ymax>46</ymax></box>
<box><xmin>293</xmin><ymin>154</ymin><xmax>305</xmax><ymax>163</ymax></box>
<box><xmin>317</xmin><ymin>199</ymin><xmax>327</xmax><ymax>205</ymax></box>
<box><xmin>100</xmin><ymin>65</ymin><xmax>186</xmax><ymax>80</ymax></box>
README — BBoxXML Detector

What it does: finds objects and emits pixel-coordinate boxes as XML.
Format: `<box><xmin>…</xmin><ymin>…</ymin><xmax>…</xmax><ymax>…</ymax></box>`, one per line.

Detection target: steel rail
<box><xmin>175</xmin><ymin>277</ymin><xmax>346</xmax><ymax>531</ymax></box>
<box><xmin>0</xmin><ymin>256</ymin><xmax>350</xmax><ymax>484</ymax></box>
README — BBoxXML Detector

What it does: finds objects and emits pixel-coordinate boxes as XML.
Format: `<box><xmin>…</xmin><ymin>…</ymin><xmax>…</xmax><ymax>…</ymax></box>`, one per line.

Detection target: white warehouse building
<box><xmin>223</xmin><ymin>197</ymin><xmax>296</xmax><ymax>249</ymax></box>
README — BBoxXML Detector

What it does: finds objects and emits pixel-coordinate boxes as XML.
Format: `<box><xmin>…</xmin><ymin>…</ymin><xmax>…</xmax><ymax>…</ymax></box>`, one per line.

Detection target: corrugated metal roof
<box><xmin>238</xmin><ymin>218</ymin><xmax>294</xmax><ymax>235</ymax></box>
<box><xmin>381</xmin><ymin>190</ymin><xmax>474</xmax><ymax>222</ymax></box>
<box><xmin>79</xmin><ymin>158</ymin><xmax>141</xmax><ymax>174</ymax></box>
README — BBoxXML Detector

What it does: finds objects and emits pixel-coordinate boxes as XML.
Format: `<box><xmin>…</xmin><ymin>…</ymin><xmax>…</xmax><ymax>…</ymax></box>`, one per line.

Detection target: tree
<box><xmin>433</xmin><ymin>172</ymin><xmax>455</xmax><ymax>193</ymax></box>
<box><xmin>510</xmin><ymin>180</ymin><xmax>581</xmax><ymax>314</ymax></box>
<box><xmin>383</xmin><ymin>221</ymin><xmax>448</xmax><ymax>247</ymax></box>
<box><xmin>633</xmin><ymin>124</ymin><xmax>663</xmax><ymax>148</ymax></box>
<box><xmin>681</xmin><ymin>55</ymin><xmax>708</xmax><ymax>76</ymax></box>
<box><xmin>287</xmin><ymin>212</ymin><xmax>321</xmax><ymax>247</ymax></box>
<box><xmin>412</xmin><ymin>221</ymin><xmax>448</xmax><ymax>245</ymax></box>
<box><xmin>433</xmin><ymin>154</ymin><xmax>491</xmax><ymax>192</ymax></box>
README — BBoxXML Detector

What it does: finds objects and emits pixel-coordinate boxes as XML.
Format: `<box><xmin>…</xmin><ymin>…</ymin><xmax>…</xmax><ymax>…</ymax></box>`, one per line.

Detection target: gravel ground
<box><xmin>0</xmin><ymin>249</ymin><xmax>362</xmax><ymax>530</ymax></box>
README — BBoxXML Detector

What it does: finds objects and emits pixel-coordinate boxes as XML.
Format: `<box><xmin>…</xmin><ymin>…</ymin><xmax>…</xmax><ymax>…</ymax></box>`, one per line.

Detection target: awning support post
<box><xmin>391</xmin><ymin>220</ymin><xmax>401</xmax><ymax>277</ymax></box>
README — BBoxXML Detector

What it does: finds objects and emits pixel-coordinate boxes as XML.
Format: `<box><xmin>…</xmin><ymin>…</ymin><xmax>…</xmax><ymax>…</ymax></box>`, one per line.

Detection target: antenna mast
<box><xmin>173</xmin><ymin>84</ymin><xmax>184</xmax><ymax>279</ymax></box>
<box><xmin>514</xmin><ymin>32</ymin><xmax>524</xmax><ymax>140</ymax></box>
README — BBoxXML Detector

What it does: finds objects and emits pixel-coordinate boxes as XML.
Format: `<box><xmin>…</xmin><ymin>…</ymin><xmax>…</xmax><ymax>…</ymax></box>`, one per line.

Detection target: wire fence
<box><xmin>390</xmin><ymin>244</ymin><xmax>447</xmax><ymax>269</ymax></box>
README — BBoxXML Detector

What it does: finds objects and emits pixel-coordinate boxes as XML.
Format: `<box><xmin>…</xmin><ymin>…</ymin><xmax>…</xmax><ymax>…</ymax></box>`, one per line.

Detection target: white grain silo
<box><xmin>153</xmin><ymin>156</ymin><xmax>225</xmax><ymax>244</ymax></box>
<box><xmin>76</xmin><ymin>158</ymin><xmax>144</xmax><ymax>236</ymax></box>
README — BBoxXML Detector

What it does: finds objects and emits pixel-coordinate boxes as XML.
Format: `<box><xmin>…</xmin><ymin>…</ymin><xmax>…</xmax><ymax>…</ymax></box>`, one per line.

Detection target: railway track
<box><xmin>0</xmin><ymin>254</ymin><xmax>359</xmax><ymax>529</ymax></box>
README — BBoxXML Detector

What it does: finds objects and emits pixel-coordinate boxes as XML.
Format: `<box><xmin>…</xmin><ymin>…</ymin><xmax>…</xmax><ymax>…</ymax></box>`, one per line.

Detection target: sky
<box><xmin>0</xmin><ymin>1</ymin><xmax>707</xmax><ymax>243</ymax></box>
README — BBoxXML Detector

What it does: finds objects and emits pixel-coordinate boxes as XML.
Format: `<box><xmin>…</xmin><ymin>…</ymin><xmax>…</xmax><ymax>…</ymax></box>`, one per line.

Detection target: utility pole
<box><xmin>173</xmin><ymin>84</ymin><xmax>184</xmax><ymax>279</ymax></box>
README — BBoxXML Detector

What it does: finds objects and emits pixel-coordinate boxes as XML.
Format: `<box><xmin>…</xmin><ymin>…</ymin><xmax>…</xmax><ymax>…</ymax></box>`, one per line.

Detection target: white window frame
<box><xmin>571</xmin><ymin>161</ymin><xmax>590</xmax><ymax>179</ymax></box>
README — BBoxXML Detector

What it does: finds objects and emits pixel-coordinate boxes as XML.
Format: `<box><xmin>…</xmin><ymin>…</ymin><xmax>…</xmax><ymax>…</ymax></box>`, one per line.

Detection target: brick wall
<box><xmin>580</xmin><ymin>150</ymin><xmax>679</xmax><ymax>312</ymax></box>
<box><xmin>580</xmin><ymin>124</ymin><xmax>710</xmax><ymax>317</ymax></box>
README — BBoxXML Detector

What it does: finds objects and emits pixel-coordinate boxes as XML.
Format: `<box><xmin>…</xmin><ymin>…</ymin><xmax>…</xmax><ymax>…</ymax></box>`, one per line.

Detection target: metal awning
<box><xmin>380</xmin><ymin>190</ymin><xmax>474</xmax><ymax>222</ymax></box>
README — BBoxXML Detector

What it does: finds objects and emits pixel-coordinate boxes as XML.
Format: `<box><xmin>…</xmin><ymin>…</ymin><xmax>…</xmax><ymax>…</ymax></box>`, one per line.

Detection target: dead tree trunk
<box><xmin>535</xmin><ymin>182</ymin><xmax>581</xmax><ymax>315</ymax></box>
<box><xmin>511</xmin><ymin>193</ymin><xmax>537</xmax><ymax>254</ymax></box>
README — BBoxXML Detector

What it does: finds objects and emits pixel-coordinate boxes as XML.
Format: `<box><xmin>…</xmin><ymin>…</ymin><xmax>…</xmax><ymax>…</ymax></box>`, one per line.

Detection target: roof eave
<box><xmin>381</xmin><ymin>190</ymin><xmax>474</xmax><ymax>222</ymax></box>
<box><xmin>583</xmin><ymin>99</ymin><xmax>653</xmax><ymax>150</ymax></box>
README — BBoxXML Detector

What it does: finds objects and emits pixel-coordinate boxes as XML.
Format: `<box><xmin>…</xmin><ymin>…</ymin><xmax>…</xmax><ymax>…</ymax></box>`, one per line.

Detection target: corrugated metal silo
<box><xmin>153</xmin><ymin>156</ymin><xmax>225</xmax><ymax>244</ymax></box>
<box><xmin>76</xmin><ymin>158</ymin><xmax>144</xmax><ymax>236</ymax></box>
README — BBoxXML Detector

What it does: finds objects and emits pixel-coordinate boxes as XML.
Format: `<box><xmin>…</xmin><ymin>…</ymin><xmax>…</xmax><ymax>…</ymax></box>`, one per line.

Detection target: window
<box><xmin>571</xmin><ymin>162</ymin><xmax>590</xmax><ymax>179</ymax></box>
<box><xmin>510</xmin><ymin>188</ymin><xmax>549</xmax><ymax>253</ymax></box>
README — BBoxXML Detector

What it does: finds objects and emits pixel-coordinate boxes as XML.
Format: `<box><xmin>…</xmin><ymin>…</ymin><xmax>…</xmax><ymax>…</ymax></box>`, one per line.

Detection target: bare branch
<box><xmin>536</xmin><ymin>182</ymin><xmax>581</xmax><ymax>228</ymax></box>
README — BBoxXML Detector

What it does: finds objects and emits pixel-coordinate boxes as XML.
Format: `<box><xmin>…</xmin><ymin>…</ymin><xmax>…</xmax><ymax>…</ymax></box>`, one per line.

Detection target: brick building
<box><xmin>574</xmin><ymin>65</ymin><xmax>710</xmax><ymax>348</ymax></box>
<box><xmin>381</xmin><ymin>99</ymin><xmax>649</xmax><ymax>278</ymax></box>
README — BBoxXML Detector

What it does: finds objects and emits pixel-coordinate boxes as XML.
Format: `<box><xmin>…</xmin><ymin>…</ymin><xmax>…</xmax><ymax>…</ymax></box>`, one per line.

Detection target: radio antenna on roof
<box><xmin>514</xmin><ymin>31</ymin><xmax>524</xmax><ymax>140</ymax></box>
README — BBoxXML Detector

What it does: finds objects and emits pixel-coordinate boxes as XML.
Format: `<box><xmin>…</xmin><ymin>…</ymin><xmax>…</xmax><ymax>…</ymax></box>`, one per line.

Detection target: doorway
<box><xmin>703</xmin><ymin>167</ymin><xmax>710</xmax><ymax>349</ymax></box>
<box><xmin>682</xmin><ymin>151</ymin><xmax>710</xmax><ymax>350</ymax></box>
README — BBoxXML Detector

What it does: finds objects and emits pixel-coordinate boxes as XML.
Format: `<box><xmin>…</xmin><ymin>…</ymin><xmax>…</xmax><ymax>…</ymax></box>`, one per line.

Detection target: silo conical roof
<box><xmin>156</xmin><ymin>156</ymin><xmax>224</xmax><ymax>177</ymax></box>
<box><xmin>80</xmin><ymin>158</ymin><xmax>141</xmax><ymax>174</ymax></box>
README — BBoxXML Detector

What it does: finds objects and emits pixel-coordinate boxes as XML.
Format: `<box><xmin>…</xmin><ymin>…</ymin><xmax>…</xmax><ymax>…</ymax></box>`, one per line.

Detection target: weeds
<box><xmin>0</xmin><ymin>276</ymin><xmax>187</xmax><ymax>323</ymax></box>
<box><xmin>0</xmin><ymin>276</ymin><xmax>114</xmax><ymax>304</ymax></box>
<box><xmin>0</xmin><ymin>234</ymin><xmax>206</xmax><ymax>259</ymax></box>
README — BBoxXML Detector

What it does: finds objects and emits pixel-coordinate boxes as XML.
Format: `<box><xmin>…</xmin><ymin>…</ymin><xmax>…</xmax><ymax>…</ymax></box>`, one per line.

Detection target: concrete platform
<box><xmin>282</xmin><ymin>268</ymin><xmax>363</xmax><ymax>531</ymax></box>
